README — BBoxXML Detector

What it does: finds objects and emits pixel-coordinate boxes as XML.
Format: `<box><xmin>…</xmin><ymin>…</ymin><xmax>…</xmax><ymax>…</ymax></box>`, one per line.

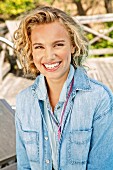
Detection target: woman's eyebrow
<box><xmin>33</xmin><ymin>40</ymin><xmax>65</xmax><ymax>46</ymax></box>
<box><xmin>32</xmin><ymin>43</ymin><xmax>43</xmax><ymax>46</ymax></box>
<box><xmin>54</xmin><ymin>40</ymin><xmax>65</xmax><ymax>43</ymax></box>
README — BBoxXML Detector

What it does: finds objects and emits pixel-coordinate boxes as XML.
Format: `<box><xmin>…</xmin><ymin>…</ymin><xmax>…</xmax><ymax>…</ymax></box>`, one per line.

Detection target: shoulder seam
<box><xmin>89</xmin><ymin>78</ymin><xmax>113</xmax><ymax>105</ymax></box>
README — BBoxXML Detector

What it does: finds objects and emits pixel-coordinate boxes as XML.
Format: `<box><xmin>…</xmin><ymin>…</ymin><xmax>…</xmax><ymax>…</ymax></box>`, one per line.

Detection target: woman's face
<box><xmin>31</xmin><ymin>21</ymin><xmax>75</xmax><ymax>83</ymax></box>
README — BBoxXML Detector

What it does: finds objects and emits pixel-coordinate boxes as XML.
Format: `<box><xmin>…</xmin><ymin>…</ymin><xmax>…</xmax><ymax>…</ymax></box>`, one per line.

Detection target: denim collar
<box><xmin>73</xmin><ymin>66</ymin><xmax>91</xmax><ymax>91</ymax></box>
<box><xmin>31</xmin><ymin>65</ymin><xmax>92</xmax><ymax>100</ymax></box>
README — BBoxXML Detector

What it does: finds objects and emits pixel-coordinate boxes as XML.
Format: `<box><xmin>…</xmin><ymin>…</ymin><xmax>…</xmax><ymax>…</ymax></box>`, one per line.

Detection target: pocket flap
<box><xmin>70</xmin><ymin>129</ymin><xmax>92</xmax><ymax>144</ymax></box>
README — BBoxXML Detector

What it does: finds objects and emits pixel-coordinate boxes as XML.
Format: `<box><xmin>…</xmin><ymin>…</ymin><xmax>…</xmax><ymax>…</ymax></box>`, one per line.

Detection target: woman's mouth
<box><xmin>43</xmin><ymin>62</ymin><xmax>61</xmax><ymax>71</ymax></box>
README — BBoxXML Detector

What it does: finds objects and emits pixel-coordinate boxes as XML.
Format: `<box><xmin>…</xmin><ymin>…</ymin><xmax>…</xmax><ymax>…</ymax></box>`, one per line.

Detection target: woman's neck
<box><xmin>45</xmin><ymin>78</ymin><xmax>66</xmax><ymax>111</ymax></box>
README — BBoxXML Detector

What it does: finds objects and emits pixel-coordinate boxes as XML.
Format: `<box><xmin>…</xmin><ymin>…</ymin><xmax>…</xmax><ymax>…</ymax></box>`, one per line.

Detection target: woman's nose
<box><xmin>45</xmin><ymin>47</ymin><xmax>55</xmax><ymax>60</ymax></box>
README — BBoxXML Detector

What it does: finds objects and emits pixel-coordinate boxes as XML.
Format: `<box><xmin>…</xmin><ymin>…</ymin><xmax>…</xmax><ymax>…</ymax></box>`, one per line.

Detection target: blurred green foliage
<box><xmin>0</xmin><ymin>0</ymin><xmax>55</xmax><ymax>19</ymax></box>
<box><xmin>0</xmin><ymin>0</ymin><xmax>36</xmax><ymax>19</ymax></box>
<box><xmin>87</xmin><ymin>22</ymin><xmax>113</xmax><ymax>57</ymax></box>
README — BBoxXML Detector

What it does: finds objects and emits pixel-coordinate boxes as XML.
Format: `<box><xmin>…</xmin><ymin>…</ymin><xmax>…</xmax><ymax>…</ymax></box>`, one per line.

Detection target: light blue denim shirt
<box><xmin>15</xmin><ymin>65</ymin><xmax>113</xmax><ymax>170</ymax></box>
<box><xmin>37</xmin><ymin>65</ymin><xmax>74</xmax><ymax>169</ymax></box>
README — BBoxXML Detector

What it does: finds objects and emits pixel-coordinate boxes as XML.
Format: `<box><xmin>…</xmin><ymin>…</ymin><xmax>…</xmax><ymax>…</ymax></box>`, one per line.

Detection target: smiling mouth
<box><xmin>43</xmin><ymin>62</ymin><xmax>61</xmax><ymax>70</ymax></box>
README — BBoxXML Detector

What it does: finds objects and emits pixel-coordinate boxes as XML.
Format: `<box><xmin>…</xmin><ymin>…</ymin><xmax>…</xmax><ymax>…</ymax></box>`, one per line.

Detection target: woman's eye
<box><xmin>55</xmin><ymin>43</ymin><xmax>64</xmax><ymax>47</ymax></box>
<box><xmin>34</xmin><ymin>46</ymin><xmax>44</xmax><ymax>49</ymax></box>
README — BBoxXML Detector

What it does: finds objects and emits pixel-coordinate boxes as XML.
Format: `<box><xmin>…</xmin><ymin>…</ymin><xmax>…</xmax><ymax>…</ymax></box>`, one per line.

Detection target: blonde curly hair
<box><xmin>13</xmin><ymin>5</ymin><xmax>88</xmax><ymax>76</ymax></box>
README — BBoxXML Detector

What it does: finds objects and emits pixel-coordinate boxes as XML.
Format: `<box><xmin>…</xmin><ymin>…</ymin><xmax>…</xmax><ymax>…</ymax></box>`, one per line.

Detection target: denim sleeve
<box><xmin>15</xmin><ymin>113</ymin><xmax>31</xmax><ymax>170</ymax></box>
<box><xmin>87</xmin><ymin>88</ymin><xmax>113</xmax><ymax>170</ymax></box>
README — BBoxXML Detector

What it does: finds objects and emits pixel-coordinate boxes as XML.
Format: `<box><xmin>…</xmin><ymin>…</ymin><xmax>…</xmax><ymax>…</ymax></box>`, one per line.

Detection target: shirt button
<box><xmin>45</xmin><ymin>159</ymin><xmax>50</xmax><ymax>164</ymax></box>
<box><xmin>44</xmin><ymin>136</ymin><xmax>48</xmax><ymax>140</ymax></box>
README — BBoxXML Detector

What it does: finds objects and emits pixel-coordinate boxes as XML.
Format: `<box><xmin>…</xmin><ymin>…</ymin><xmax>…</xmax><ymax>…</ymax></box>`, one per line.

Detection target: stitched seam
<box><xmin>90</xmin><ymin>78</ymin><xmax>113</xmax><ymax>106</ymax></box>
<box><xmin>94</xmin><ymin>108</ymin><xmax>111</xmax><ymax>121</ymax></box>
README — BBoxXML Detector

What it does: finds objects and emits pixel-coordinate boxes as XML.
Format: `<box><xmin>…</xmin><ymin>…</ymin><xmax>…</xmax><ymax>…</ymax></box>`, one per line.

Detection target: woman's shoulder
<box><xmin>75</xmin><ymin>66</ymin><xmax>113</xmax><ymax>110</ymax></box>
<box><xmin>16</xmin><ymin>84</ymin><xmax>33</xmax><ymax>100</ymax></box>
<box><xmin>88</xmin><ymin>77</ymin><xmax>113</xmax><ymax>114</ymax></box>
<box><xmin>89</xmin><ymin>77</ymin><xmax>113</xmax><ymax>98</ymax></box>
<box><xmin>16</xmin><ymin>75</ymin><xmax>40</xmax><ymax>101</ymax></box>
<box><xmin>74</xmin><ymin>66</ymin><xmax>113</xmax><ymax>100</ymax></box>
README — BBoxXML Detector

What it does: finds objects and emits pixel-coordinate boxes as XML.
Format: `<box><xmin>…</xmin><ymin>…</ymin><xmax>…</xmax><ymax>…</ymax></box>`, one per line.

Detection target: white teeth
<box><xmin>44</xmin><ymin>62</ymin><xmax>60</xmax><ymax>69</ymax></box>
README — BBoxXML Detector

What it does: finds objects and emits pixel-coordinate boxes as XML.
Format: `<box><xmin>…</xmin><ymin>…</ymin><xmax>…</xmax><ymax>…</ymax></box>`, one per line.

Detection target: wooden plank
<box><xmin>0</xmin><ymin>73</ymin><xmax>34</xmax><ymax>106</ymax></box>
<box><xmin>2</xmin><ymin>62</ymin><xmax>11</xmax><ymax>78</ymax></box>
<box><xmin>0</xmin><ymin>50</ymin><xmax>5</xmax><ymax>84</ymax></box>
<box><xmin>83</xmin><ymin>25</ymin><xmax>113</xmax><ymax>43</ymax></box>
<box><xmin>0</xmin><ymin>99</ymin><xmax>15</xmax><ymax>115</ymax></box>
<box><xmin>86</xmin><ymin>57</ymin><xmax>113</xmax><ymax>92</ymax></box>
<box><xmin>0</xmin><ymin>99</ymin><xmax>16</xmax><ymax>166</ymax></box>
<box><xmin>75</xmin><ymin>13</ymin><xmax>113</xmax><ymax>24</ymax></box>
<box><xmin>99</xmin><ymin>61</ymin><xmax>112</xmax><ymax>88</ymax></box>
<box><xmin>88</xmin><ymin>57</ymin><xmax>113</xmax><ymax>63</ymax></box>
<box><xmin>100</xmin><ymin>61</ymin><xmax>113</xmax><ymax>90</ymax></box>
<box><xmin>89</xmin><ymin>26</ymin><xmax>113</xmax><ymax>45</ymax></box>
<box><xmin>0</xmin><ymin>38</ymin><xmax>11</xmax><ymax>83</ymax></box>
<box><xmin>89</xmin><ymin>48</ymin><xmax>113</xmax><ymax>55</ymax></box>
<box><xmin>0</xmin><ymin>37</ymin><xmax>14</xmax><ymax>48</ymax></box>
<box><xmin>2</xmin><ymin>163</ymin><xmax>17</xmax><ymax>170</ymax></box>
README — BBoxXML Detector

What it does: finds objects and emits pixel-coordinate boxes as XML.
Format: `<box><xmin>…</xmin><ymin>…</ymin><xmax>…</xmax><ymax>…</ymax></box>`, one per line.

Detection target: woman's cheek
<box><xmin>33</xmin><ymin>56</ymin><xmax>39</xmax><ymax>66</ymax></box>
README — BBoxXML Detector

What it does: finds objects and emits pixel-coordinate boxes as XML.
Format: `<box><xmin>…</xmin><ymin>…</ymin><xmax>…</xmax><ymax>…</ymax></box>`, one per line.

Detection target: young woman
<box><xmin>14</xmin><ymin>6</ymin><xmax>113</xmax><ymax>170</ymax></box>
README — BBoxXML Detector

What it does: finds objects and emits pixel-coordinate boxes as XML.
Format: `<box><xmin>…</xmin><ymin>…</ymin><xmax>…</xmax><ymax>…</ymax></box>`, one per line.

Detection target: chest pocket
<box><xmin>66</xmin><ymin>129</ymin><xmax>92</xmax><ymax>165</ymax></box>
<box><xmin>22</xmin><ymin>131</ymin><xmax>40</xmax><ymax>163</ymax></box>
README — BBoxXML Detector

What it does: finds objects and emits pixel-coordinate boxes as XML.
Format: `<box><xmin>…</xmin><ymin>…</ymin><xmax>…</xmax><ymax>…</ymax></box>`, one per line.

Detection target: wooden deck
<box><xmin>2</xmin><ymin>163</ymin><xmax>16</xmax><ymax>170</ymax></box>
<box><xmin>0</xmin><ymin>99</ymin><xmax>16</xmax><ymax>168</ymax></box>
<box><xmin>0</xmin><ymin>74</ymin><xmax>33</xmax><ymax>107</ymax></box>
<box><xmin>0</xmin><ymin>57</ymin><xmax>113</xmax><ymax>107</ymax></box>
<box><xmin>86</xmin><ymin>57</ymin><xmax>113</xmax><ymax>91</ymax></box>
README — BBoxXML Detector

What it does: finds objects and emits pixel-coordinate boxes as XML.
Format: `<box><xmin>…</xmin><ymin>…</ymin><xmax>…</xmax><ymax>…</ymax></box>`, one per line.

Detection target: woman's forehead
<box><xmin>31</xmin><ymin>21</ymin><xmax>70</xmax><ymax>41</ymax></box>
